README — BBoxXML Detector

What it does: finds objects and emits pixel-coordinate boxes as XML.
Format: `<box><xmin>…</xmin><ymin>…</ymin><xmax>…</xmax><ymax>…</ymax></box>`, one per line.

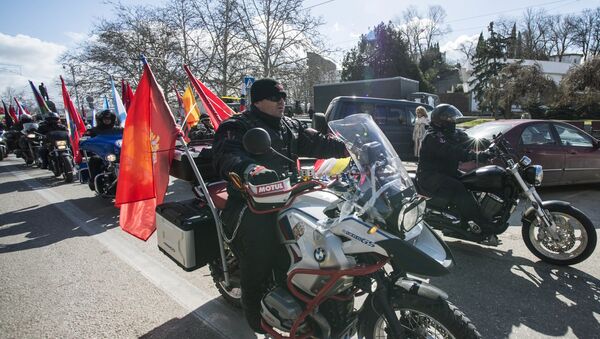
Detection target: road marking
<box><xmin>6</xmin><ymin>163</ymin><xmax>254</xmax><ymax>339</ymax></box>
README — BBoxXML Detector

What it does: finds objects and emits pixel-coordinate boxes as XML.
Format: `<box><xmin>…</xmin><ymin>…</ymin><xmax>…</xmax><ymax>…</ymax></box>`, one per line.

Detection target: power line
<box><xmin>446</xmin><ymin>0</ymin><xmax>575</xmax><ymax>23</ymax></box>
<box><xmin>303</xmin><ymin>0</ymin><xmax>335</xmax><ymax>10</ymax></box>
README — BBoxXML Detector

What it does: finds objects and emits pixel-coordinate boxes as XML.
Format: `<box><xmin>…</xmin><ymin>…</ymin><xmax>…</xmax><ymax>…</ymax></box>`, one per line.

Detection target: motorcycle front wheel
<box><xmin>361</xmin><ymin>292</ymin><xmax>481</xmax><ymax>339</ymax></box>
<box><xmin>522</xmin><ymin>204</ymin><xmax>596</xmax><ymax>266</ymax></box>
<box><xmin>62</xmin><ymin>156</ymin><xmax>74</xmax><ymax>183</ymax></box>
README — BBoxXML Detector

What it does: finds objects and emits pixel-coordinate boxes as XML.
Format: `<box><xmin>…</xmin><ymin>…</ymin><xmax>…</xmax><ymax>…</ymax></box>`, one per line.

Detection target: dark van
<box><xmin>324</xmin><ymin>96</ymin><xmax>433</xmax><ymax>159</ymax></box>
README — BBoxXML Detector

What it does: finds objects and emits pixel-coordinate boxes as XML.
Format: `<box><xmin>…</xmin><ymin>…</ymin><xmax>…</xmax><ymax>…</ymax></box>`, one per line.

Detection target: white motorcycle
<box><xmin>162</xmin><ymin>114</ymin><xmax>480</xmax><ymax>338</ymax></box>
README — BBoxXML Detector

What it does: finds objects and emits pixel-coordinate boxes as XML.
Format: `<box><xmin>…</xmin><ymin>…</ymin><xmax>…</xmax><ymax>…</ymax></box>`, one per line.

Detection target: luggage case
<box><xmin>156</xmin><ymin>199</ymin><xmax>220</xmax><ymax>271</ymax></box>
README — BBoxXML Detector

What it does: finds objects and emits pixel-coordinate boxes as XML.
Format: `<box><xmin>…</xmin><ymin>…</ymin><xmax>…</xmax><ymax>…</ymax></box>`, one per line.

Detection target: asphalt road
<box><xmin>1</xmin><ymin>155</ymin><xmax>599</xmax><ymax>339</ymax></box>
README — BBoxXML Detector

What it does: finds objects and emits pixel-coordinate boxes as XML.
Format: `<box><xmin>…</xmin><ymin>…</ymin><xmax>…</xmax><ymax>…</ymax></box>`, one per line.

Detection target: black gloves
<box><xmin>476</xmin><ymin>150</ymin><xmax>493</xmax><ymax>162</ymax></box>
<box><xmin>246</xmin><ymin>165</ymin><xmax>279</xmax><ymax>185</ymax></box>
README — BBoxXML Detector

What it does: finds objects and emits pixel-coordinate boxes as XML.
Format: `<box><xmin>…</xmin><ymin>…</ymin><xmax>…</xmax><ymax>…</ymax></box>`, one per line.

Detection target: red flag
<box><xmin>115</xmin><ymin>61</ymin><xmax>178</xmax><ymax>241</ymax></box>
<box><xmin>60</xmin><ymin>76</ymin><xmax>87</xmax><ymax>164</ymax></box>
<box><xmin>183</xmin><ymin>65</ymin><xmax>233</xmax><ymax>130</ymax></box>
<box><xmin>121</xmin><ymin>79</ymin><xmax>135</xmax><ymax>112</ymax></box>
<box><xmin>8</xmin><ymin>105</ymin><xmax>18</xmax><ymax>124</ymax></box>
<box><xmin>13</xmin><ymin>97</ymin><xmax>29</xmax><ymax>120</ymax></box>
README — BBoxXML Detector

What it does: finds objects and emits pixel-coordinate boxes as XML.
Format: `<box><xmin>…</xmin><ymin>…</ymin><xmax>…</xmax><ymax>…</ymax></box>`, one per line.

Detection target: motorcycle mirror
<box><xmin>243</xmin><ymin>128</ymin><xmax>271</xmax><ymax>155</ymax></box>
<box><xmin>312</xmin><ymin>113</ymin><xmax>328</xmax><ymax>135</ymax></box>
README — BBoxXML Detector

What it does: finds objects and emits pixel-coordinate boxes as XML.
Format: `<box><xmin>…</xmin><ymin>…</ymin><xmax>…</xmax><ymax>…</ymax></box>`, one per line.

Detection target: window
<box><xmin>520</xmin><ymin>123</ymin><xmax>556</xmax><ymax>145</ymax></box>
<box><xmin>555</xmin><ymin>124</ymin><xmax>593</xmax><ymax>147</ymax></box>
<box><xmin>389</xmin><ymin>107</ymin><xmax>409</xmax><ymax>125</ymax></box>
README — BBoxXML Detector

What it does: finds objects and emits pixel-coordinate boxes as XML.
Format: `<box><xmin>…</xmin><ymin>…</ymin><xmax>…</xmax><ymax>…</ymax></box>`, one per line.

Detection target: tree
<box><xmin>340</xmin><ymin>22</ymin><xmax>431</xmax><ymax>91</ymax></box>
<box><xmin>547</xmin><ymin>14</ymin><xmax>574</xmax><ymax>61</ymax></box>
<box><xmin>397</xmin><ymin>5</ymin><xmax>450</xmax><ymax>61</ymax></box>
<box><xmin>519</xmin><ymin>8</ymin><xmax>551</xmax><ymax>60</ymax></box>
<box><xmin>569</xmin><ymin>8</ymin><xmax>600</xmax><ymax>61</ymax></box>
<box><xmin>556</xmin><ymin>56</ymin><xmax>600</xmax><ymax>118</ymax></box>
<box><xmin>481</xmin><ymin>63</ymin><xmax>556</xmax><ymax>119</ymax></box>
<box><xmin>190</xmin><ymin>0</ymin><xmax>248</xmax><ymax>96</ymax></box>
<box><xmin>469</xmin><ymin>23</ymin><xmax>508</xmax><ymax>116</ymax></box>
<box><xmin>234</xmin><ymin>0</ymin><xmax>324</xmax><ymax>78</ymax></box>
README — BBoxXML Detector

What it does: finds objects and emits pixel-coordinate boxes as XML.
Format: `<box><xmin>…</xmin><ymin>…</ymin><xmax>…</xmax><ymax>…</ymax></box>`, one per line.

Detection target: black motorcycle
<box><xmin>44</xmin><ymin>130</ymin><xmax>75</xmax><ymax>183</ymax></box>
<box><xmin>19</xmin><ymin>123</ymin><xmax>43</xmax><ymax>166</ymax></box>
<box><xmin>0</xmin><ymin>130</ymin><xmax>8</xmax><ymax>161</ymax></box>
<box><xmin>420</xmin><ymin>134</ymin><xmax>597</xmax><ymax>266</ymax></box>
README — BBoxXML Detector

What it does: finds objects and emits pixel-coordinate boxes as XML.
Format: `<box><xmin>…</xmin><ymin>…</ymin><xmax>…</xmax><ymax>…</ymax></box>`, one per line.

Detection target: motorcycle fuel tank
<box><xmin>79</xmin><ymin>134</ymin><xmax>122</xmax><ymax>157</ymax></box>
<box><xmin>460</xmin><ymin>165</ymin><xmax>507</xmax><ymax>192</ymax></box>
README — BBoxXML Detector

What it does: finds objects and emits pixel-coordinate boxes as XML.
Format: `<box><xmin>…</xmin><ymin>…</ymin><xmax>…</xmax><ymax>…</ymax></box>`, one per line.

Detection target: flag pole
<box><xmin>177</xmin><ymin>135</ymin><xmax>230</xmax><ymax>287</ymax></box>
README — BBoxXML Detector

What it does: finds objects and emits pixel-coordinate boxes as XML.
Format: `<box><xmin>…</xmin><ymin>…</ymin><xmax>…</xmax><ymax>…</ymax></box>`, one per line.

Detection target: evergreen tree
<box><xmin>468</xmin><ymin>22</ymin><xmax>509</xmax><ymax>116</ymax></box>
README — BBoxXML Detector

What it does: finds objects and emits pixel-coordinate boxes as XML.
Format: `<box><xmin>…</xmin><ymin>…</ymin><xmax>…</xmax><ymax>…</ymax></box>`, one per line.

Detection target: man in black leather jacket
<box><xmin>37</xmin><ymin>112</ymin><xmax>67</xmax><ymax>169</ymax></box>
<box><xmin>416</xmin><ymin>104</ymin><xmax>495</xmax><ymax>237</ymax></box>
<box><xmin>212</xmin><ymin>78</ymin><xmax>347</xmax><ymax>333</ymax></box>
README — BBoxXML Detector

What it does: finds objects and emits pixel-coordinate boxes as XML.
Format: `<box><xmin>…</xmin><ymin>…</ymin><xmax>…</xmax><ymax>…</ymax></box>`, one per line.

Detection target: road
<box><xmin>1</xmin><ymin>155</ymin><xmax>599</xmax><ymax>338</ymax></box>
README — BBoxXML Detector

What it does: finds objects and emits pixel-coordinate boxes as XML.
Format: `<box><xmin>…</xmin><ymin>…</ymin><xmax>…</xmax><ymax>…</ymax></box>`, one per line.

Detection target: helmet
<box><xmin>45</xmin><ymin>112</ymin><xmax>60</xmax><ymax>124</ymax></box>
<box><xmin>430</xmin><ymin>104</ymin><xmax>463</xmax><ymax>133</ymax></box>
<box><xmin>20</xmin><ymin>114</ymin><xmax>33</xmax><ymax>123</ymax></box>
<box><xmin>96</xmin><ymin>109</ymin><xmax>116</xmax><ymax>127</ymax></box>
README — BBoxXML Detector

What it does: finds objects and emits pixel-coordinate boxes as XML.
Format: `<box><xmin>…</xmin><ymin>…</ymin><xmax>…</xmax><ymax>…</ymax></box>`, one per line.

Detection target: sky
<box><xmin>0</xmin><ymin>0</ymin><xmax>599</xmax><ymax>102</ymax></box>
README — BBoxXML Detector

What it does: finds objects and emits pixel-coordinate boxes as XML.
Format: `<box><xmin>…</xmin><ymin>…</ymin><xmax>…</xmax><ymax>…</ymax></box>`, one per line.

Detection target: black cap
<box><xmin>250</xmin><ymin>78</ymin><xmax>287</xmax><ymax>103</ymax></box>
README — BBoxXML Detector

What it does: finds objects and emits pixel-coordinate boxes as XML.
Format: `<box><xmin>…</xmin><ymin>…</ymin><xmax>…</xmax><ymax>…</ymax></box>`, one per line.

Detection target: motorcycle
<box><xmin>19</xmin><ymin>122</ymin><xmax>43</xmax><ymax>166</ymax></box>
<box><xmin>43</xmin><ymin>130</ymin><xmax>75</xmax><ymax>183</ymax></box>
<box><xmin>79</xmin><ymin>133</ymin><xmax>122</xmax><ymax>197</ymax></box>
<box><xmin>161</xmin><ymin>114</ymin><xmax>481</xmax><ymax>338</ymax></box>
<box><xmin>0</xmin><ymin>130</ymin><xmax>8</xmax><ymax>161</ymax></box>
<box><xmin>419</xmin><ymin>134</ymin><xmax>597</xmax><ymax>266</ymax></box>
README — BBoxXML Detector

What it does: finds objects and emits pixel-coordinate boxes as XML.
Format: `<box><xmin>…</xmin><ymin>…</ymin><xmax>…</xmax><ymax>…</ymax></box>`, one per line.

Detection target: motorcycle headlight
<box><xmin>524</xmin><ymin>165</ymin><xmax>543</xmax><ymax>186</ymax></box>
<box><xmin>398</xmin><ymin>198</ymin><xmax>426</xmax><ymax>232</ymax></box>
<box><xmin>55</xmin><ymin>140</ymin><xmax>68</xmax><ymax>147</ymax></box>
<box><xmin>106</xmin><ymin>153</ymin><xmax>117</xmax><ymax>162</ymax></box>
<box><xmin>27</xmin><ymin>133</ymin><xmax>36</xmax><ymax>139</ymax></box>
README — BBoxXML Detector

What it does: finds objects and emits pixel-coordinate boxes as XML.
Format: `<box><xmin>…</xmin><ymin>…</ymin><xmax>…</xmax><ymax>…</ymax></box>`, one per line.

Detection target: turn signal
<box><xmin>367</xmin><ymin>226</ymin><xmax>379</xmax><ymax>234</ymax></box>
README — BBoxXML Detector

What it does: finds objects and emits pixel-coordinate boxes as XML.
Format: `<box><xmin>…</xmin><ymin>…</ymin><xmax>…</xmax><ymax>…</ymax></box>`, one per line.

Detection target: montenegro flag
<box><xmin>115</xmin><ymin>59</ymin><xmax>178</xmax><ymax>240</ymax></box>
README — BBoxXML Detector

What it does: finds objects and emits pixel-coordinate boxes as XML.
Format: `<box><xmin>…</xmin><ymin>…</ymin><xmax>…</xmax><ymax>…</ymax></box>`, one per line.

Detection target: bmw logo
<box><xmin>314</xmin><ymin>248</ymin><xmax>326</xmax><ymax>262</ymax></box>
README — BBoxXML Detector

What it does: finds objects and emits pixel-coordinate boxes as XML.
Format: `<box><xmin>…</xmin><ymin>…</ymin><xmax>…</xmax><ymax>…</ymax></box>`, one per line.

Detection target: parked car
<box><xmin>324</xmin><ymin>96</ymin><xmax>433</xmax><ymax>159</ymax></box>
<box><xmin>461</xmin><ymin>119</ymin><xmax>600</xmax><ymax>186</ymax></box>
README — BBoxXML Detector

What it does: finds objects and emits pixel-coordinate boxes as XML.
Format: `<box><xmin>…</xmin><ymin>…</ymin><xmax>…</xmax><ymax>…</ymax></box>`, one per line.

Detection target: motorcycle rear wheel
<box><xmin>361</xmin><ymin>292</ymin><xmax>481</xmax><ymax>339</ymax></box>
<box><xmin>522</xmin><ymin>204</ymin><xmax>596</xmax><ymax>266</ymax></box>
<box><xmin>209</xmin><ymin>247</ymin><xmax>242</xmax><ymax>308</ymax></box>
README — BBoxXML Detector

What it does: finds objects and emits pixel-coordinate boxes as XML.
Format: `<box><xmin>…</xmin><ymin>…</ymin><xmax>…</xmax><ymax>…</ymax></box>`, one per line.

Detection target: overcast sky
<box><xmin>0</xmin><ymin>0</ymin><xmax>598</xmax><ymax>101</ymax></box>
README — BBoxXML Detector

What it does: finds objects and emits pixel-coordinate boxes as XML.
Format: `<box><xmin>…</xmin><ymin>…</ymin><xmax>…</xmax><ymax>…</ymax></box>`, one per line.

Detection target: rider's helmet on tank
<box><xmin>19</xmin><ymin>114</ymin><xmax>34</xmax><ymax>124</ymax></box>
<box><xmin>430</xmin><ymin>104</ymin><xmax>463</xmax><ymax>133</ymax></box>
<box><xmin>95</xmin><ymin>109</ymin><xmax>117</xmax><ymax>128</ymax></box>
<box><xmin>45</xmin><ymin>112</ymin><xmax>60</xmax><ymax>124</ymax></box>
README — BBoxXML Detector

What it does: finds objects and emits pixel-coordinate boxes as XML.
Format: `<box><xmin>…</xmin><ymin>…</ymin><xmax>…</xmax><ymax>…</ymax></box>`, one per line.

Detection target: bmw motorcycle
<box><xmin>79</xmin><ymin>133</ymin><xmax>122</xmax><ymax>197</ymax></box>
<box><xmin>44</xmin><ymin>130</ymin><xmax>75</xmax><ymax>183</ymax></box>
<box><xmin>166</xmin><ymin>114</ymin><xmax>480</xmax><ymax>338</ymax></box>
<box><xmin>420</xmin><ymin>134</ymin><xmax>597</xmax><ymax>266</ymax></box>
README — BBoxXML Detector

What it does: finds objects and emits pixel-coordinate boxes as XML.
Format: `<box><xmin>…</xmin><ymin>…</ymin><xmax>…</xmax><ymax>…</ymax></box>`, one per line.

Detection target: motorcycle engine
<box><xmin>261</xmin><ymin>287</ymin><xmax>308</xmax><ymax>332</ymax></box>
<box><xmin>477</xmin><ymin>192</ymin><xmax>505</xmax><ymax>221</ymax></box>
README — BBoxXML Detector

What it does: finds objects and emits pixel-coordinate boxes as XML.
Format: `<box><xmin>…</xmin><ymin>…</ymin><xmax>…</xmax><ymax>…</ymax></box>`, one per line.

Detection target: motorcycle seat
<box><xmin>207</xmin><ymin>181</ymin><xmax>228</xmax><ymax>210</ymax></box>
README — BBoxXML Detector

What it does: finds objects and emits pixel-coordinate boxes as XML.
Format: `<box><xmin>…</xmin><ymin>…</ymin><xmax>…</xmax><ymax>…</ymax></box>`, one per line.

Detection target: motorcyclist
<box><xmin>415</xmin><ymin>104</ymin><xmax>496</xmax><ymax>240</ymax></box>
<box><xmin>188</xmin><ymin>115</ymin><xmax>214</xmax><ymax>141</ymax></box>
<box><xmin>16</xmin><ymin>114</ymin><xmax>38</xmax><ymax>164</ymax></box>
<box><xmin>212</xmin><ymin>78</ymin><xmax>347</xmax><ymax>333</ymax></box>
<box><xmin>37</xmin><ymin>112</ymin><xmax>68</xmax><ymax>169</ymax></box>
<box><xmin>84</xmin><ymin>109</ymin><xmax>123</xmax><ymax>190</ymax></box>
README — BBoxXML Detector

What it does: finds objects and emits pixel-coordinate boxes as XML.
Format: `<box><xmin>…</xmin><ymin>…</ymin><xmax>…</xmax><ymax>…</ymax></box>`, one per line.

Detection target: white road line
<box><xmin>7</xmin><ymin>165</ymin><xmax>255</xmax><ymax>339</ymax></box>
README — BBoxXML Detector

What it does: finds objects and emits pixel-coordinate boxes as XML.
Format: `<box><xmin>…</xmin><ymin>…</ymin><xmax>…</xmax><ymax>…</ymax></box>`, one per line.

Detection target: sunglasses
<box><xmin>265</xmin><ymin>93</ymin><xmax>287</xmax><ymax>102</ymax></box>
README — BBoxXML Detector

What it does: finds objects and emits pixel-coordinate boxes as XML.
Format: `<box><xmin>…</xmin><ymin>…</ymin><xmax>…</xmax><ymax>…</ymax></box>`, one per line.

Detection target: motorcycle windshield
<box><xmin>22</xmin><ymin>123</ymin><xmax>39</xmax><ymax>133</ymax></box>
<box><xmin>328</xmin><ymin>114</ymin><xmax>413</xmax><ymax>219</ymax></box>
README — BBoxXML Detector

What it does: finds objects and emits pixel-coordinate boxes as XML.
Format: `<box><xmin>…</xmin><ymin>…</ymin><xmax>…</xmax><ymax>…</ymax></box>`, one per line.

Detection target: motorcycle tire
<box><xmin>361</xmin><ymin>291</ymin><xmax>481</xmax><ymax>339</ymax></box>
<box><xmin>522</xmin><ymin>204</ymin><xmax>596</xmax><ymax>266</ymax></box>
<box><xmin>52</xmin><ymin>160</ymin><xmax>61</xmax><ymax>177</ymax></box>
<box><xmin>0</xmin><ymin>149</ymin><xmax>3</xmax><ymax>161</ymax></box>
<box><xmin>62</xmin><ymin>156</ymin><xmax>74</xmax><ymax>183</ymax></box>
<box><xmin>209</xmin><ymin>248</ymin><xmax>242</xmax><ymax>308</ymax></box>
